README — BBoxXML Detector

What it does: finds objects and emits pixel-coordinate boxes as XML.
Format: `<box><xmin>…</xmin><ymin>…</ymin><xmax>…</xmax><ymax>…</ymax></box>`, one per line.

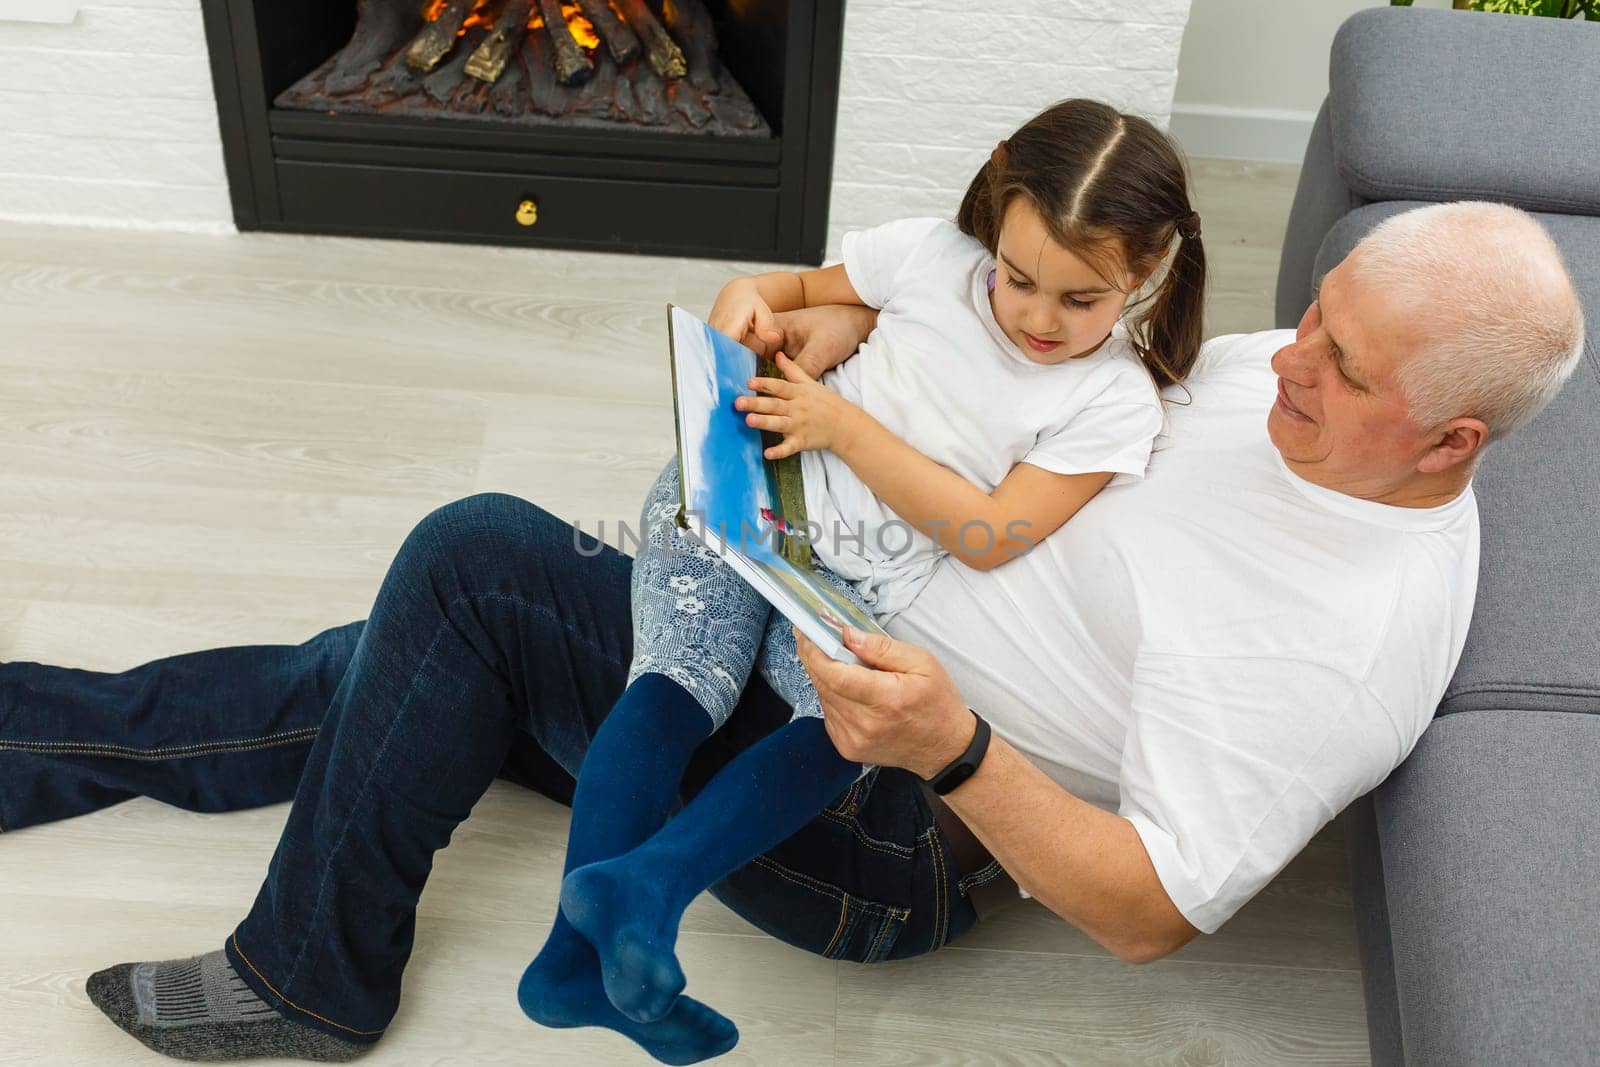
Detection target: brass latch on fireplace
<box><xmin>515</xmin><ymin>199</ymin><xmax>539</xmax><ymax>226</ymax></box>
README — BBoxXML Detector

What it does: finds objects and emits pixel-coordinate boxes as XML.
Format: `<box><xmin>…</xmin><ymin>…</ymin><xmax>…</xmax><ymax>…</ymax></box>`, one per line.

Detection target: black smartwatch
<box><xmin>924</xmin><ymin>709</ymin><xmax>991</xmax><ymax>796</ymax></box>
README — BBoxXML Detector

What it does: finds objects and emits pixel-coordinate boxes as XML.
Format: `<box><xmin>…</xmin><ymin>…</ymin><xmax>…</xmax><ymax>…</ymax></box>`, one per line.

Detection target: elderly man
<box><xmin>0</xmin><ymin>202</ymin><xmax>1583</xmax><ymax>1064</ymax></box>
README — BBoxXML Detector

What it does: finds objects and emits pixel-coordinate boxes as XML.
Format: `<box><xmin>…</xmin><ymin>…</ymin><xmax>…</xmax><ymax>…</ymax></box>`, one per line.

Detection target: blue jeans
<box><xmin>0</xmin><ymin>493</ymin><xmax>997</xmax><ymax>1045</ymax></box>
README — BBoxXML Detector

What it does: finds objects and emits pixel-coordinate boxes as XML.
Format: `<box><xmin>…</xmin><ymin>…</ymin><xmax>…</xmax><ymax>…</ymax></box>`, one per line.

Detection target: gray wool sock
<box><xmin>86</xmin><ymin>949</ymin><xmax>371</xmax><ymax>1062</ymax></box>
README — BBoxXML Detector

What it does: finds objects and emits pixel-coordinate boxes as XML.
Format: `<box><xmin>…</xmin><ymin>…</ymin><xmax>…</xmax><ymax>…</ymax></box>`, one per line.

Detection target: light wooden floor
<box><xmin>0</xmin><ymin>159</ymin><xmax>1374</xmax><ymax>1066</ymax></box>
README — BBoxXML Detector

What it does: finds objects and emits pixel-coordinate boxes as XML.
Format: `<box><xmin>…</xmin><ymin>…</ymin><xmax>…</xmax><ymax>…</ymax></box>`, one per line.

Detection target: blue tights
<box><xmin>518</xmin><ymin>674</ymin><xmax>858</xmax><ymax>1062</ymax></box>
<box><xmin>518</xmin><ymin>462</ymin><xmax>867</xmax><ymax>1063</ymax></box>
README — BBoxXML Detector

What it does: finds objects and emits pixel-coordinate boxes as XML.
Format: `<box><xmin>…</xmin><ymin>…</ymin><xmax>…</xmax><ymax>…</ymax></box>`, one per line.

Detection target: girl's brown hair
<box><xmin>957</xmin><ymin>98</ymin><xmax>1206</xmax><ymax>390</ymax></box>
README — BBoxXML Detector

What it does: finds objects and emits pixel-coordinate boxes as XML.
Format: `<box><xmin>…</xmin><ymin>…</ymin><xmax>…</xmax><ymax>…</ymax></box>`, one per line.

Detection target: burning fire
<box><xmin>422</xmin><ymin>0</ymin><xmax>603</xmax><ymax>51</ymax></box>
<box><xmin>549</xmin><ymin>5</ymin><xmax>602</xmax><ymax>50</ymax></box>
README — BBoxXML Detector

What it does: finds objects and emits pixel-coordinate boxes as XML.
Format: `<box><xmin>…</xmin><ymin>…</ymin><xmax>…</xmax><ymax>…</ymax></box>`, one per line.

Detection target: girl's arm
<box><xmin>738</xmin><ymin>353</ymin><xmax>1113</xmax><ymax>571</ymax></box>
<box><xmin>708</xmin><ymin>264</ymin><xmax>863</xmax><ymax>350</ymax></box>
<box><xmin>831</xmin><ymin>412</ymin><xmax>1113</xmax><ymax>571</ymax></box>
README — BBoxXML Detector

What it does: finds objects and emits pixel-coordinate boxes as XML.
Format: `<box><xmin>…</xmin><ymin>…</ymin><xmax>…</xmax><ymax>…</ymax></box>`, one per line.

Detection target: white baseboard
<box><xmin>0</xmin><ymin>2</ymin><xmax>79</xmax><ymax>24</ymax></box>
<box><xmin>1169</xmin><ymin>104</ymin><xmax>1316</xmax><ymax>165</ymax></box>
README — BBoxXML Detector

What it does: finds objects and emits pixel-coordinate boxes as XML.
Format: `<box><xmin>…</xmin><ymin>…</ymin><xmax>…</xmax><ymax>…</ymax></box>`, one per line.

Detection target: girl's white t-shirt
<box><xmin>889</xmin><ymin>330</ymin><xmax>1481</xmax><ymax>933</ymax></box>
<box><xmin>800</xmin><ymin>217</ymin><xmax>1165</xmax><ymax>622</ymax></box>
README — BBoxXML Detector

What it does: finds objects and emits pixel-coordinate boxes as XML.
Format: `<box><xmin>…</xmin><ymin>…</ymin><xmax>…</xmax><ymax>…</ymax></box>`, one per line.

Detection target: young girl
<box><xmin>518</xmin><ymin>98</ymin><xmax>1207</xmax><ymax>1063</ymax></box>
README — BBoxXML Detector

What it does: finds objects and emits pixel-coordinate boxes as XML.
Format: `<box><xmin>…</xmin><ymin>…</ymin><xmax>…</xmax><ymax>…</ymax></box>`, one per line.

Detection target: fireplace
<box><xmin>199</xmin><ymin>0</ymin><xmax>846</xmax><ymax>262</ymax></box>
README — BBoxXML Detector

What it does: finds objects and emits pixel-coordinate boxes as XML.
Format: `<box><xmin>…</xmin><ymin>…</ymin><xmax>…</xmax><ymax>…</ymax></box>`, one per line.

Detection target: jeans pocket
<box><xmin>826</xmin><ymin>889</ymin><xmax>911</xmax><ymax>964</ymax></box>
<box><xmin>713</xmin><ymin>852</ymin><xmax>911</xmax><ymax>965</ymax></box>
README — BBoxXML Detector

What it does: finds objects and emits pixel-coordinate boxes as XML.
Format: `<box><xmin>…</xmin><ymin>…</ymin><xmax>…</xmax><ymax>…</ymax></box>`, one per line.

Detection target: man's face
<box><xmin>1268</xmin><ymin>257</ymin><xmax>1430</xmax><ymax>492</ymax></box>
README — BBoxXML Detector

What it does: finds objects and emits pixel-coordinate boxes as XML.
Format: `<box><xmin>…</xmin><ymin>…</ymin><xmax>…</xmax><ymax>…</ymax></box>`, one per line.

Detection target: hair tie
<box><xmin>1177</xmin><ymin>211</ymin><xmax>1201</xmax><ymax>240</ymax></box>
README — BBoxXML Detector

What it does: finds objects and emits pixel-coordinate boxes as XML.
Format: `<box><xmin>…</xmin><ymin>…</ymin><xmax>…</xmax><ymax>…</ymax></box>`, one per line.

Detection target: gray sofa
<box><xmin>1274</xmin><ymin>7</ymin><xmax>1600</xmax><ymax>1064</ymax></box>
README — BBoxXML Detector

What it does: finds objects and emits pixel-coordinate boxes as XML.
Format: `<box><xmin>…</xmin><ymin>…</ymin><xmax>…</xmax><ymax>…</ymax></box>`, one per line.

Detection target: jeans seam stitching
<box><xmin>823</xmin><ymin>779</ymin><xmax>858</xmax><ymax>815</ymax></box>
<box><xmin>825</xmin><ymin>897</ymin><xmax>850</xmax><ymax>959</ymax></box>
<box><xmin>866</xmin><ymin>910</ymin><xmax>901</xmax><ymax>962</ymax></box>
<box><xmin>277</xmin><ymin>615</ymin><xmax>454</xmax><ymax>994</ymax></box>
<box><xmin>816</xmin><ymin>809</ymin><xmax>915</xmax><ymax>858</ymax></box>
<box><xmin>273</xmin><ymin>586</ymin><xmax>581</xmax><ymax>994</ymax></box>
<box><xmin>926</xmin><ymin>826</ymin><xmax>948</xmax><ymax>948</ymax></box>
<box><xmin>750</xmin><ymin>853</ymin><xmax>846</xmax><ymax>900</ymax></box>
<box><xmin>865</xmin><ymin>913</ymin><xmax>888</xmax><ymax>962</ymax></box>
<box><xmin>958</xmin><ymin>861</ymin><xmax>1006</xmax><ymax>894</ymax></box>
<box><xmin>469</xmin><ymin>591</ymin><xmax>618</xmax><ymax>663</ymax></box>
<box><xmin>747</xmin><ymin>855</ymin><xmax>911</xmax><ymax>962</ymax></box>
<box><xmin>0</xmin><ymin>728</ymin><xmax>322</xmax><ymax>761</ymax></box>
<box><xmin>231</xmin><ymin>932</ymin><xmax>383</xmax><ymax>1037</ymax></box>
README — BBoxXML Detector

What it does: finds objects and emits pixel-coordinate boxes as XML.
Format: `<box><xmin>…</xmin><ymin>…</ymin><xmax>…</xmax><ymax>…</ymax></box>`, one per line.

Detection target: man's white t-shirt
<box><xmin>800</xmin><ymin>217</ymin><xmax>1164</xmax><ymax>622</ymax></box>
<box><xmin>890</xmin><ymin>330</ymin><xmax>1480</xmax><ymax>934</ymax></box>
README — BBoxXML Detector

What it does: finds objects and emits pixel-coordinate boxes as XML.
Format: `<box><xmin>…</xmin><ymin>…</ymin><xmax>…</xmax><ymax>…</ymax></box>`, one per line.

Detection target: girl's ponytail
<box><xmin>1134</xmin><ymin>220</ymin><xmax>1206</xmax><ymax>390</ymax></box>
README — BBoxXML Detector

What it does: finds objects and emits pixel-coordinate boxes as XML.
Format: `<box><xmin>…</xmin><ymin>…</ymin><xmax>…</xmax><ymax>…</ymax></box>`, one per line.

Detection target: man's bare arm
<box><xmin>795</xmin><ymin>625</ymin><xmax>1199</xmax><ymax>964</ymax></box>
<box><xmin>938</xmin><ymin>728</ymin><xmax>1199</xmax><ymax>963</ymax></box>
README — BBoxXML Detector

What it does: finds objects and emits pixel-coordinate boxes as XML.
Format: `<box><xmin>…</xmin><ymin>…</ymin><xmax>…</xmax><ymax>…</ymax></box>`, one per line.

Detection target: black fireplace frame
<box><xmin>199</xmin><ymin>1</ymin><xmax>845</xmax><ymax>263</ymax></box>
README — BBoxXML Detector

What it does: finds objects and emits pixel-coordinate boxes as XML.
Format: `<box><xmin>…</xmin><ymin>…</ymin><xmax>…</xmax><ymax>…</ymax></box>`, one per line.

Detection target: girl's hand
<box><xmin>708</xmin><ymin>278</ymin><xmax>782</xmax><ymax>350</ymax></box>
<box><xmin>734</xmin><ymin>352</ymin><xmax>861</xmax><ymax>460</ymax></box>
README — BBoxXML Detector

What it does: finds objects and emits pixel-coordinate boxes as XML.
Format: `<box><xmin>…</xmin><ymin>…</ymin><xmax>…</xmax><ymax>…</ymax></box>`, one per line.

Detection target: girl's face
<box><xmin>989</xmin><ymin>198</ymin><xmax>1139</xmax><ymax>365</ymax></box>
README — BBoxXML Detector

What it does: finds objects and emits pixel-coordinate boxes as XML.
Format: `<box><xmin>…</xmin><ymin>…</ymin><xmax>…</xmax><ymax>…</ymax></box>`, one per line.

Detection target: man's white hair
<box><xmin>1349</xmin><ymin>201</ymin><xmax>1585</xmax><ymax>442</ymax></box>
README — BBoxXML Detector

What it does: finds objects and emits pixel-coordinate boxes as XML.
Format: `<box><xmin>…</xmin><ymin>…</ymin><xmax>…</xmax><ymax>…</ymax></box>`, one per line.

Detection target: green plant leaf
<box><xmin>1465</xmin><ymin>0</ymin><xmax>1569</xmax><ymax>13</ymax></box>
<box><xmin>1390</xmin><ymin>0</ymin><xmax>1416</xmax><ymax>6</ymax></box>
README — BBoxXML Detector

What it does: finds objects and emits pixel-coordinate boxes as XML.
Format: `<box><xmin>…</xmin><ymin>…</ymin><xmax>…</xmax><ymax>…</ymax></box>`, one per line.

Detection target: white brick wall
<box><xmin>827</xmin><ymin>0</ymin><xmax>1192</xmax><ymax>257</ymax></box>
<box><xmin>0</xmin><ymin>0</ymin><xmax>1192</xmax><ymax>248</ymax></box>
<box><xmin>0</xmin><ymin>0</ymin><xmax>231</xmax><ymax>230</ymax></box>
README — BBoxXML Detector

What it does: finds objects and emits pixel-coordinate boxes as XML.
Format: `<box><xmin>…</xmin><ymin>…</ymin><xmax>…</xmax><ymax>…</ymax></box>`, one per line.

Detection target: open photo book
<box><xmin>666</xmin><ymin>304</ymin><xmax>889</xmax><ymax>665</ymax></box>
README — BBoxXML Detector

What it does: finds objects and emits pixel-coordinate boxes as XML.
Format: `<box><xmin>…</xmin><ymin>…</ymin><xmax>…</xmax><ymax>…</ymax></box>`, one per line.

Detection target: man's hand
<box><xmin>795</xmin><ymin>625</ymin><xmax>974</xmax><ymax>778</ymax></box>
<box><xmin>710</xmin><ymin>277</ymin><xmax>781</xmax><ymax>349</ymax></box>
<box><xmin>734</xmin><ymin>352</ymin><xmax>866</xmax><ymax>460</ymax></box>
<box><xmin>755</xmin><ymin>305</ymin><xmax>878</xmax><ymax>379</ymax></box>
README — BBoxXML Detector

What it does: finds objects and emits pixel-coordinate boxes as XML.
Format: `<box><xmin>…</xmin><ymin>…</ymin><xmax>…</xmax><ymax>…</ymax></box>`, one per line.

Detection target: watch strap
<box><xmin>927</xmin><ymin>710</ymin><xmax>991</xmax><ymax>796</ymax></box>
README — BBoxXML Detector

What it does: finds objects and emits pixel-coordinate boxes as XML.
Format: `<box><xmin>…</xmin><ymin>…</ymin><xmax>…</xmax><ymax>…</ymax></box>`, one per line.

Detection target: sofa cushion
<box><xmin>1330</xmin><ymin>6</ymin><xmax>1600</xmax><ymax>217</ymax></box>
<box><xmin>1313</xmin><ymin>202</ymin><xmax>1600</xmax><ymax>716</ymax></box>
<box><xmin>1372</xmin><ymin>709</ymin><xmax>1600</xmax><ymax>1063</ymax></box>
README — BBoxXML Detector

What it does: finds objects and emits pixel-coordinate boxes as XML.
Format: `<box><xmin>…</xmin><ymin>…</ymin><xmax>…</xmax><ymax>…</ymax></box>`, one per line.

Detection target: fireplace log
<box><xmin>631</xmin><ymin>62</ymin><xmax>670</xmax><ymax>123</ymax></box>
<box><xmin>670</xmin><ymin>81</ymin><xmax>711</xmax><ymax>128</ymax></box>
<box><xmin>274</xmin><ymin>0</ymin><xmax>772</xmax><ymax>138</ymax></box>
<box><xmin>612</xmin><ymin>0</ymin><xmax>687</xmax><ymax>80</ymax></box>
<box><xmin>708</xmin><ymin>89</ymin><xmax>762</xmax><ymax>131</ymax></box>
<box><xmin>488</xmin><ymin>48</ymin><xmax>527</xmax><ymax>115</ymax></box>
<box><xmin>466</xmin><ymin>0</ymin><xmax>534</xmax><ymax>83</ymax></box>
<box><xmin>422</xmin><ymin>25</ymin><xmax>491</xmax><ymax>105</ymax></box>
<box><xmin>406</xmin><ymin>0</ymin><xmax>475</xmax><ymax>73</ymax></box>
<box><xmin>517</xmin><ymin>31</ymin><xmax>568</xmax><ymax>115</ymax></box>
<box><xmin>325</xmin><ymin>0</ymin><xmax>426</xmax><ymax>96</ymax></box>
<box><xmin>666</xmin><ymin>0</ymin><xmax>720</xmax><ymax>91</ymax></box>
<box><xmin>581</xmin><ymin>40</ymin><xmax>620</xmax><ymax>114</ymax></box>
<box><xmin>575</xmin><ymin>0</ymin><xmax>641</xmax><ymax>65</ymax></box>
<box><xmin>609</xmin><ymin>71</ymin><xmax>641</xmax><ymax>123</ymax></box>
<box><xmin>537</xmin><ymin>0</ymin><xmax>595</xmax><ymax>86</ymax></box>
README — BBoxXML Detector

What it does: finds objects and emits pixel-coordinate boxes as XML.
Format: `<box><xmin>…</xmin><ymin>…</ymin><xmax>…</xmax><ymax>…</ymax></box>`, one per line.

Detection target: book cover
<box><xmin>666</xmin><ymin>304</ymin><xmax>888</xmax><ymax>664</ymax></box>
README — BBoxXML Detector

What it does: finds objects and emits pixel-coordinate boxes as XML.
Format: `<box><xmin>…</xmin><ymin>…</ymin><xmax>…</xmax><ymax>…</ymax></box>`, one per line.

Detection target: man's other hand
<box><xmin>747</xmin><ymin>305</ymin><xmax>879</xmax><ymax>380</ymax></box>
<box><xmin>795</xmin><ymin>625</ymin><xmax>974</xmax><ymax>779</ymax></box>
